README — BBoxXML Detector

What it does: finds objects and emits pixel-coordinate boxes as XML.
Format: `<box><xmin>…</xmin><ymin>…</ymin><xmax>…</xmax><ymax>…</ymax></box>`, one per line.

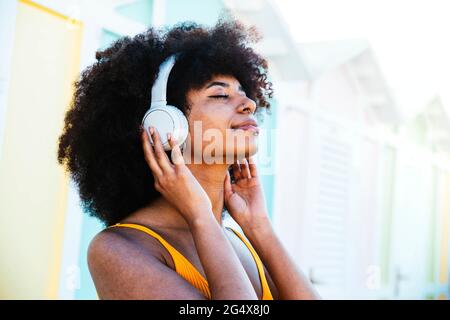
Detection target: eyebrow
<box><xmin>205</xmin><ymin>81</ymin><xmax>244</xmax><ymax>92</ymax></box>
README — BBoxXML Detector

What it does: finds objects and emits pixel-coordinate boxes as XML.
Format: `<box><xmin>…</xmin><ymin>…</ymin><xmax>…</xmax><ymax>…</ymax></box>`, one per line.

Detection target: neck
<box><xmin>132</xmin><ymin>163</ymin><xmax>230</xmax><ymax>231</ymax></box>
<box><xmin>187</xmin><ymin>162</ymin><xmax>229</xmax><ymax>222</ymax></box>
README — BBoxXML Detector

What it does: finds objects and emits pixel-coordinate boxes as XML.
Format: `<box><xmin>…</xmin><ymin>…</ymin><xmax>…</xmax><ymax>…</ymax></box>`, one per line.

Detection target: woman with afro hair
<box><xmin>57</xmin><ymin>16</ymin><xmax>319</xmax><ymax>300</ymax></box>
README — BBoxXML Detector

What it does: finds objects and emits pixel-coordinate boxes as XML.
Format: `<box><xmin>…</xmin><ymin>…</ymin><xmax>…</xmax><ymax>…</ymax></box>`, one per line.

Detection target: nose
<box><xmin>237</xmin><ymin>96</ymin><xmax>257</xmax><ymax>114</ymax></box>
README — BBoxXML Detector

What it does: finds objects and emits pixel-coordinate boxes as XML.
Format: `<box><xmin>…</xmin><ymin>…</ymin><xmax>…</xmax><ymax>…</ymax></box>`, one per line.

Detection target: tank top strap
<box><xmin>108</xmin><ymin>223</ymin><xmax>211</xmax><ymax>299</ymax></box>
<box><xmin>225</xmin><ymin>226</ymin><xmax>274</xmax><ymax>300</ymax></box>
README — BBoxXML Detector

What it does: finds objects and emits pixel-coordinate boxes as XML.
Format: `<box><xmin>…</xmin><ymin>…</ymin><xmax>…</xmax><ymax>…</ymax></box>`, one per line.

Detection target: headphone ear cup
<box><xmin>166</xmin><ymin>105</ymin><xmax>189</xmax><ymax>148</ymax></box>
<box><xmin>141</xmin><ymin>105</ymin><xmax>188</xmax><ymax>151</ymax></box>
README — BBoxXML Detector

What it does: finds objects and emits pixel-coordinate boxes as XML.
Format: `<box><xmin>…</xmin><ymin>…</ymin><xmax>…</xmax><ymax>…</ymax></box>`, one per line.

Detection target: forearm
<box><xmin>189</xmin><ymin>214</ymin><xmax>258</xmax><ymax>300</ymax></box>
<box><xmin>244</xmin><ymin>219</ymin><xmax>320</xmax><ymax>300</ymax></box>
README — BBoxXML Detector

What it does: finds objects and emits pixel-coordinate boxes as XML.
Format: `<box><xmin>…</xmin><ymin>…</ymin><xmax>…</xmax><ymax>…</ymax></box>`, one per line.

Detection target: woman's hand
<box><xmin>141</xmin><ymin>126</ymin><xmax>213</xmax><ymax>225</ymax></box>
<box><xmin>224</xmin><ymin>157</ymin><xmax>271</xmax><ymax>231</ymax></box>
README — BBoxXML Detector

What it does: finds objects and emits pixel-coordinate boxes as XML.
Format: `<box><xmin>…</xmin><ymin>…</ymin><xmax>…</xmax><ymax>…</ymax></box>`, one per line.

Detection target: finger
<box><xmin>241</xmin><ymin>158</ymin><xmax>252</xmax><ymax>179</ymax></box>
<box><xmin>168</xmin><ymin>135</ymin><xmax>185</xmax><ymax>167</ymax></box>
<box><xmin>150</xmin><ymin>127</ymin><xmax>173</xmax><ymax>172</ymax></box>
<box><xmin>141</xmin><ymin>128</ymin><xmax>163</xmax><ymax>176</ymax></box>
<box><xmin>247</xmin><ymin>156</ymin><xmax>258</xmax><ymax>178</ymax></box>
<box><xmin>224</xmin><ymin>170</ymin><xmax>234</xmax><ymax>198</ymax></box>
<box><xmin>232</xmin><ymin>159</ymin><xmax>242</xmax><ymax>180</ymax></box>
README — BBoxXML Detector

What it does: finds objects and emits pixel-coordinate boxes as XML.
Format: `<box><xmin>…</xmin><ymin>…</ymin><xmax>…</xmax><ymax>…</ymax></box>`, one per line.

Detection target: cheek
<box><xmin>188</xmin><ymin>106</ymin><xmax>232</xmax><ymax>133</ymax></box>
<box><xmin>185</xmin><ymin>103</ymin><xmax>237</xmax><ymax>155</ymax></box>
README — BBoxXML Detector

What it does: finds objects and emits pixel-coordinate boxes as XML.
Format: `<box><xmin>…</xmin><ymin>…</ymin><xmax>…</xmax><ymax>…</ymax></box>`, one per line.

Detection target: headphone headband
<box><xmin>150</xmin><ymin>54</ymin><xmax>179</xmax><ymax>109</ymax></box>
<box><xmin>143</xmin><ymin>53</ymin><xmax>188</xmax><ymax>152</ymax></box>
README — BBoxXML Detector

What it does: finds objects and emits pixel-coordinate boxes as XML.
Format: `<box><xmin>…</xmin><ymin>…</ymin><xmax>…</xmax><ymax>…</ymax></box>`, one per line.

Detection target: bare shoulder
<box><xmin>88</xmin><ymin>226</ymin><xmax>165</xmax><ymax>266</ymax></box>
<box><xmin>87</xmin><ymin>227</ymin><xmax>206</xmax><ymax>300</ymax></box>
<box><xmin>87</xmin><ymin>227</ymin><xmax>135</xmax><ymax>272</ymax></box>
<box><xmin>87</xmin><ymin>228</ymin><xmax>144</xmax><ymax>291</ymax></box>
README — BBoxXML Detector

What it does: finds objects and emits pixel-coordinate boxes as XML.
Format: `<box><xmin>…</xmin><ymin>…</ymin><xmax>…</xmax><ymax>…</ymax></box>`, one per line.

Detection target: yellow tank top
<box><xmin>109</xmin><ymin>222</ymin><xmax>273</xmax><ymax>300</ymax></box>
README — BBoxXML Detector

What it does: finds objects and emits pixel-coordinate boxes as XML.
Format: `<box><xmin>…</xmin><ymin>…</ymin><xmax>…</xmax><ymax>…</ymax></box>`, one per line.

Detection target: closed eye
<box><xmin>209</xmin><ymin>95</ymin><xmax>229</xmax><ymax>100</ymax></box>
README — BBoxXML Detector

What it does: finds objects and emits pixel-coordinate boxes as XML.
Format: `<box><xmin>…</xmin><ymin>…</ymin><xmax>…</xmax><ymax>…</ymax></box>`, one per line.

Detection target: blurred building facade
<box><xmin>0</xmin><ymin>0</ymin><xmax>449</xmax><ymax>299</ymax></box>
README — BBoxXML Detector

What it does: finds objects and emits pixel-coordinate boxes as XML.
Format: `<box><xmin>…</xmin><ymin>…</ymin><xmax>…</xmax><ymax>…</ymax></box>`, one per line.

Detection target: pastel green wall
<box><xmin>116</xmin><ymin>0</ymin><xmax>153</xmax><ymax>26</ymax></box>
<box><xmin>259</xmin><ymin>100</ymin><xmax>277</xmax><ymax>219</ymax></box>
<box><xmin>165</xmin><ymin>0</ymin><xmax>224</xmax><ymax>27</ymax></box>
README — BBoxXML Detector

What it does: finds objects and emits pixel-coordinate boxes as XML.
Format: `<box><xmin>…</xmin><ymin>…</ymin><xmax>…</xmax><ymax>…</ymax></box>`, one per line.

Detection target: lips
<box><xmin>232</xmin><ymin>119</ymin><xmax>259</xmax><ymax>133</ymax></box>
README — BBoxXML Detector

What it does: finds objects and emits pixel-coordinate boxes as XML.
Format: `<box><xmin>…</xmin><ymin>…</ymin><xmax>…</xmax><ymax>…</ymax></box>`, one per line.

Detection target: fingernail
<box><xmin>150</xmin><ymin>127</ymin><xmax>154</xmax><ymax>135</ymax></box>
<box><xmin>167</xmin><ymin>132</ymin><xmax>172</xmax><ymax>140</ymax></box>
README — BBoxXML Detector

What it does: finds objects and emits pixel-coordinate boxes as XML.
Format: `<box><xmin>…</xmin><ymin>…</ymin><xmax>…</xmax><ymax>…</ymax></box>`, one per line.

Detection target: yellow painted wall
<box><xmin>0</xmin><ymin>0</ymin><xmax>82</xmax><ymax>299</ymax></box>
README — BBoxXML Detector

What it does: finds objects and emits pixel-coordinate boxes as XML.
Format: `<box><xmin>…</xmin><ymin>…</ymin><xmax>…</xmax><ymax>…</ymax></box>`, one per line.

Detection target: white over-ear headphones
<box><xmin>142</xmin><ymin>54</ymin><xmax>189</xmax><ymax>151</ymax></box>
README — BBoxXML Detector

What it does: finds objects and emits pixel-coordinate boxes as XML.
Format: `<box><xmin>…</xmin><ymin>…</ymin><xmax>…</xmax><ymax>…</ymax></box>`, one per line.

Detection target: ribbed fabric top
<box><xmin>109</xmin><ymin>223</ymin><xmax>273</xmax><ymax>300</ymax></box>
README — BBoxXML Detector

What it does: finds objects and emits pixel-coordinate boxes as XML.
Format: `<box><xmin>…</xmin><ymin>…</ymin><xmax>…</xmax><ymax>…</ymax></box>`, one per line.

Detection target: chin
<box><xmin>225</xmin><ymin>140</ymin><xmax>258</xmax><ymax>163</ymax></box>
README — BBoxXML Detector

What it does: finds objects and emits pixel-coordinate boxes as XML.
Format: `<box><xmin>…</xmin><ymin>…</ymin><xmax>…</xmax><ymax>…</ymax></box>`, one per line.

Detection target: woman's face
<box><xmin>185</xmin><ymin>75</ymin><xmax>258</xmax><ymax>164</ymax></box>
